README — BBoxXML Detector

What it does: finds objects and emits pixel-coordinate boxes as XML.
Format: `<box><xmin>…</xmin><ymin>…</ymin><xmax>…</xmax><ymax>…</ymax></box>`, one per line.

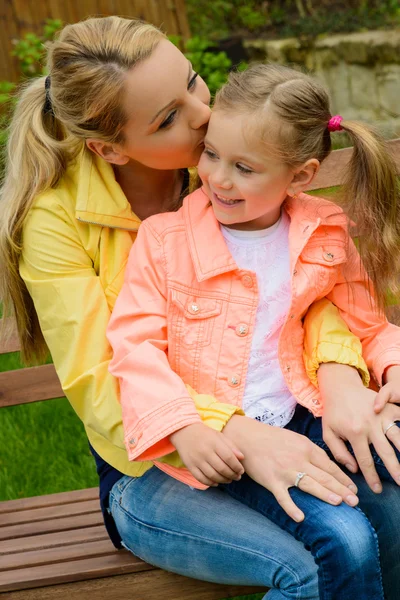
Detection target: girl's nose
<box><xmin>211</xmin><ymin>167</ymin><xmax>232</xmax><ymax>190</ymax></box>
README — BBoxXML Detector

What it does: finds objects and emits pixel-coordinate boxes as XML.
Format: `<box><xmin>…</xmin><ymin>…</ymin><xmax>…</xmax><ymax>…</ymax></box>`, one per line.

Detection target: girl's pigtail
<box><xmin>340</xmin><ymin>120</ymin><xmax>400</xmax><ymax>310</ymax></box>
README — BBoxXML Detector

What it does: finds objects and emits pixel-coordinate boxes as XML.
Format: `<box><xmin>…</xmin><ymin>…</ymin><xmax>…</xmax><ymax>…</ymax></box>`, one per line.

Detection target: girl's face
<box><xmin>119</xmin><ymin>40</ymin><xmax>211</xmax><ymax>169</ymax></box>
<box><xmin>198</xmin><ymin>110</ymin><xmax>296</xmax><ymax>230</ymax></box>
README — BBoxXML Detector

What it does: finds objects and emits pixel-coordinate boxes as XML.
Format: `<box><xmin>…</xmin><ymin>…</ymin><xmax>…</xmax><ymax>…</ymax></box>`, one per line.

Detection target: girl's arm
<box><xmin>106</xmin><ymin>219</ymin><xmax>244</xmax><ymax>485</ymax></box>
<box><xmin>20</xmin><ymin>197</ymin><xmax>242</xmax><ymax>480</ymax></box>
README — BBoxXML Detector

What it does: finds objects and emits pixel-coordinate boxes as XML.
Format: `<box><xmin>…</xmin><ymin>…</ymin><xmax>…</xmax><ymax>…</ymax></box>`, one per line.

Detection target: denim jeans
<box><xmin>225</xmin><ymin>405</ymin><xmax>400</xmax><ymax>600</ymax></box>
<box><xmin>110</xmin><ymin>467</ymin><xmax>319</xmax><ymax>599</ymax></box>
<box><xmin>109</xmin><ymin>407</ymin><xmax>400</xmax><ymax>600</ymax></box>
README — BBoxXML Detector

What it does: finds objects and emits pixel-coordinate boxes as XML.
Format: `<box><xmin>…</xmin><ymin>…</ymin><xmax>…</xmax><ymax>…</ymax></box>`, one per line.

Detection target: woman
<box><xmin>1</xmin><ymin>16</ymin><xmax>398</xmax><ymax>598</ymax></box>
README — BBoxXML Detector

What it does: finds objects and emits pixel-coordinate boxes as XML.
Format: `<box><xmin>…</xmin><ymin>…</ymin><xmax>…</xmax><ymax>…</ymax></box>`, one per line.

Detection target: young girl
<box><xmin>107</xmin><ymin>63</ymin><xmax>400</xmax><ymax>599</ymax></box>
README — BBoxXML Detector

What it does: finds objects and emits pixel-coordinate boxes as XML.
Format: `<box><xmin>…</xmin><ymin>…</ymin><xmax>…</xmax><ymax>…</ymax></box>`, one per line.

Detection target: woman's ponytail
<box><xmin>340</xmin><ymin>121</ymin><xmax>400</xmax><ymax>311</ymax></box>
<box><xmin>0</xmin><ymin>76</ymin><xmax>78</xmax><ymax>363</ymax></box>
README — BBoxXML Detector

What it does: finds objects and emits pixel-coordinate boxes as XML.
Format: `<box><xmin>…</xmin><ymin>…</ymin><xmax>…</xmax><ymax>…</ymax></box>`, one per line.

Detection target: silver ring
<box><xmin>295</xmin><ymin>472</ymin><xmax>307</xmax><ymax>488</ymax></box>
<box><xmin>383</xmin><ymin>420</ymin><xmax>400</xmax><ymax>436</ymax></box>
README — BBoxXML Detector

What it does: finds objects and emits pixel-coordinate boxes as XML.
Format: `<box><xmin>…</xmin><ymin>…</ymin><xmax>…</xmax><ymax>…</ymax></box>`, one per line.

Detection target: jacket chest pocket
<box><xmin>300</xmin><ymin>244</ymin><xmax>347</xmax><ymax>292</ymax></box>
<box><xmin>169</xmin><ymin>290</ymin><xmax>222</xmax><ymax>348</ymax></box>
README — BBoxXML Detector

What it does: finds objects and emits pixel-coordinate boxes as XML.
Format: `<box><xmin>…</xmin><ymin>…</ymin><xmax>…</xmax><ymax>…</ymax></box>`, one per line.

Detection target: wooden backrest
<box><xmin>1</xmin><ymin>139</ymin><xmax>400</xmax><ymax>409</ymax></box>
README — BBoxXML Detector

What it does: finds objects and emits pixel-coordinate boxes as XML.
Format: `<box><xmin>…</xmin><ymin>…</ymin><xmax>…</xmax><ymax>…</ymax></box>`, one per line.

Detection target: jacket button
<box><xmin>235</xmin><ymin>324</ymin><xmax>249</xmax><ymax>336</ymax></box>
<box><xmin>129</xmin><ymin>438</ymin><xmax>137</xmax><ymax>446</ymax></box>
<box><xmin>228</xmin><ymin>375</ymin><xmax>241</xmax><ymax>387</ymax></box>
<box><xmin>286</xmin><ymin>365</ymin><xmax>291</xmax><ymax>372</ymax></box>
<box><xmin>324</xmin><ymin>252</ymin><xmax>334</xmax><ymax>262</ymax></box>
<box><xmin>188</xmin><ymin>303</ymin><xmax>200</xmax><ymax>314</ymax></box>
<box><xmin>312</xmin><ymin>399</ymin><xmax>320</xmax><ymax>405</ymax></box>
<box><xmin>241</xmin><ymin>274</ymin><xmax>254</xmax><ymax>288</ymax></box>
<box><xmin>293</xmin><ymin>269</ymin><xmax>298</xmax><ymax>276</ymax></box>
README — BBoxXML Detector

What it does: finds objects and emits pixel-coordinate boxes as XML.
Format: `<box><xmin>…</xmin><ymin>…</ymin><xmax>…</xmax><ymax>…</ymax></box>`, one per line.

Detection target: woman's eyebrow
<box><xmin>149</xmin><ymin>62</ymin><xmax>193</xmax><ymax>125</ymax></box>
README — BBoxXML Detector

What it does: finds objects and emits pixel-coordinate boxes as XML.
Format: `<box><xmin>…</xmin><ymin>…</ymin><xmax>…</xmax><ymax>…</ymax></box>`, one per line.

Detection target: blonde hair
<box><xmin>214</xmin><ymin>64</ymin><xmax>400</xmax><ymax>311</ymax></box>
<box><xmin>0</xmin><ymin>16</ymin><xmax>165</xmax><ymax>363</ymax></box>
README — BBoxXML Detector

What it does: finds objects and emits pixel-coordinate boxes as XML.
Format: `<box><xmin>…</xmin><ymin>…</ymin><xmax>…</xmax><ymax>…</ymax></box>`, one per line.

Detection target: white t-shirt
<box><xmin>220</xmin><ymin>210</ymin><xmax>297</xmax><ymax>427</ymax></box>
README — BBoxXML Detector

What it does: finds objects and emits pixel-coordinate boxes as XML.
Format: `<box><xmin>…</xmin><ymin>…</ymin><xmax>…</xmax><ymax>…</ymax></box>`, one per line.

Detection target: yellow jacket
<box><xmin>19</xmin><ymin>148</ymin><xmax>369</xmax><ymax>477</ymax></box>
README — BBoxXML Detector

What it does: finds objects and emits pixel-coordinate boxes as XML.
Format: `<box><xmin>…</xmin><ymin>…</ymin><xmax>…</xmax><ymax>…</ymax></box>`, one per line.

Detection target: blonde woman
<box><xmin>0</xmin><ymin>16</ymin><xmax>393</xmax><ymax>598</ymax></box>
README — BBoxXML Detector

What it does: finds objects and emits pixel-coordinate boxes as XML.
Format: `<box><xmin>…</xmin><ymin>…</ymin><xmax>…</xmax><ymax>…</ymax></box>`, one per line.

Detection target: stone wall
<box><xmin>244</xmin><ymin>30</ymin><xmax>400</xmax><ymax>139</ymax></box>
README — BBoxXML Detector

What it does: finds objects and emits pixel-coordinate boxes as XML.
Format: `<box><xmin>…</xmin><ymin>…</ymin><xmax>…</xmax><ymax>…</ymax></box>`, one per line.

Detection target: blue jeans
<box><xmin>225</xmin><ymin>405</ymin><xmax>400</xmax><ymax>600</ymax></box>
<box><xmin>110</xmin><ymin>407</ymin><xmax>400</xmax><ymax>600</ymax></box>
<box><xmin>110</xmin><ymin>468</ymin><xmax>319</xmax><ymax>599</ymax></box>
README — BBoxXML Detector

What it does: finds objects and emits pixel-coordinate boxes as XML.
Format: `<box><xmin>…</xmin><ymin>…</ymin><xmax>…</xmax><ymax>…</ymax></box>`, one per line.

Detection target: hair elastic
<box><xmin>327</xmin><ymin>115</ymin><xmax>343</xmax><ymax>132</ymax></box>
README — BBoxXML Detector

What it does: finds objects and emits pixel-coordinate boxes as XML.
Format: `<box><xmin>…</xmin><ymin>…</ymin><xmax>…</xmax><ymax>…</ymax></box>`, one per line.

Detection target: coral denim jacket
<box><xmin>107</xmin><ymin>188</ymin><xmax>400</xmax><ymax>489</ymax></box>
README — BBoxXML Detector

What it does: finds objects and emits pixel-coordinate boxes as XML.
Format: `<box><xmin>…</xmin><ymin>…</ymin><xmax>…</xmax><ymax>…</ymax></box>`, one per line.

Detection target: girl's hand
<box><xmin>170</xmin><ymin>423</ymin><xmax>245</xmax><ymax>487</ymax></box>
<box><xmin>318</xmin><ymin>363</ymin><xmax>400</xmax><ymax>492</ymax></box>
<box><xmin>374</xmin><ymin>365</ymin><xmax>400</xmax><ymax>413</ymax></box>
<box><xmin>223</xmin><ymin>415</ymin><xmax>358</xmax><ymax>523</ymax></box>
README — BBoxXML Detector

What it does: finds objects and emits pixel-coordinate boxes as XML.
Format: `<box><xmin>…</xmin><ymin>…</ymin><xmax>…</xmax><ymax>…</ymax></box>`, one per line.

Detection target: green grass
<box><xmin>0</xmin><ymin>352</ymin><xmax>97</xmax><ymax>501</ymax></box>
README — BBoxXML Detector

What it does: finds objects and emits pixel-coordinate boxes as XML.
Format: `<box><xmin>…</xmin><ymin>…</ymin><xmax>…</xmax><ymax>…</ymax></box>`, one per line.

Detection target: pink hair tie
<box><xmin>328</xmin><ymin>115</ymin><xmax>343</xmax><ymax>132</ymax></box>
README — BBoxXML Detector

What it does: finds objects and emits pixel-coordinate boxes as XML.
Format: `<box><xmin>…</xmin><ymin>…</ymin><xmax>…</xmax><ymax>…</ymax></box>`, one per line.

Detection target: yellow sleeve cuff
<box><xmin>303</xmin><ymin>299</ymin><xmax>370</xmax><ymax>389</ymax></box>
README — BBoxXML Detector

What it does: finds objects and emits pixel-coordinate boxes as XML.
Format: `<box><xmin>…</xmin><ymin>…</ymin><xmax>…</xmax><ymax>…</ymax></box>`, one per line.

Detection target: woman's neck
<box><xmin>113</xmin><ymin>160</ymin><xmax>184</xmax><ymax>221</ymax></box>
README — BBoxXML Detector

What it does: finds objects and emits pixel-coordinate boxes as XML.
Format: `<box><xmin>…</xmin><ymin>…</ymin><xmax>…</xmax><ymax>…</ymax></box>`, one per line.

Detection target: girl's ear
<box><xmin>287</xmin><ymin>159</ymin><xmax>320</xmax><ymax>196</ymax></box>
<box><xmin>86</xmin><ymin>139</ymin><xmax>130</xmax><ymax>165</ymax></box>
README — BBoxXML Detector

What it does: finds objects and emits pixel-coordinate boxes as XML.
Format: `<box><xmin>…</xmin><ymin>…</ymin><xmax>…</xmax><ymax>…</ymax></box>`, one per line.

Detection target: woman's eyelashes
<box><xmin>159</xmin><ymin>110</ymin><xmax>177</xmax><ymax>129</ymax></box>
<box><xmin>158</xmin><ymin>73</ymin><xmax>199</xmax><ymax>130</ymax></box>
<box><xmin>188</xmin><ymin>72</ymin><xmax>199</xmax><ymax>90</ymax></box>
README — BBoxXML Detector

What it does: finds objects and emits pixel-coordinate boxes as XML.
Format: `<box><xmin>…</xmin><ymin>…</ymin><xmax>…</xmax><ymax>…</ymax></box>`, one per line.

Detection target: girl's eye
<box><xmin>188</xmin><ymin>72</ymin><xmax>199</xmax><ymax>90</ymax></box>
<box><xmin>204</xmin><ymin>148</ymin><xmax>218</xmax><ymax>160</ymax></box>
<box><xmin>236</xmin><ymin>163</ymin><xmax>253</xmax><ymax>174</ymax></box>
<box><xmin>159</xmin><ymin>110</ymin><xmax>177</xmax><ymax>130</ymax></box>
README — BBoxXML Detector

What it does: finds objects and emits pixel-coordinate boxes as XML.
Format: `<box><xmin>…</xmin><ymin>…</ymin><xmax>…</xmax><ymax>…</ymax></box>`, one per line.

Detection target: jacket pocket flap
<box><xmin>301</xmin><ymin>244</ymin><xmax>347</xmax><ymax>266</ymax></box>
<box><xmin>171</xmin><ymin>290</ymin><xmax>222</xmax><ymax>319</ymax></box>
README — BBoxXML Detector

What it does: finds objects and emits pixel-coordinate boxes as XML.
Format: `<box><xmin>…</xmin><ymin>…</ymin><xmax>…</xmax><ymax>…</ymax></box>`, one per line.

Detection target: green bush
<box><xmin>186</xmin><ymin>0</ymin><xmax>400</xmax><ymax>40</ymax></box>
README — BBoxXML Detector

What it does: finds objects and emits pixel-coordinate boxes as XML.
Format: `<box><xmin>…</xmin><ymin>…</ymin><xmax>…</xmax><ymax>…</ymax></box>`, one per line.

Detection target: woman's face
<box><xmin>119</xmin><ymin>39</ymin><xmax>211</xmax><ymax>169</ymax></box>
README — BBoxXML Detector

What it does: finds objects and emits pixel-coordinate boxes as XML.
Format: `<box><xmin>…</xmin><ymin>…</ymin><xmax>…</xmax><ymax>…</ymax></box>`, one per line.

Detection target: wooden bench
<box><xmin>1</xmin><ymin>139</ymin><xmax>399</xmax><ymax>599</ymax></box>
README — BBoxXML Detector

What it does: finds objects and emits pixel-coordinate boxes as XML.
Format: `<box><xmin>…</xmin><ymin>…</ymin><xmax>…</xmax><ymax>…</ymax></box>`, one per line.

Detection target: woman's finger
<box><xmin>273</xmin><ymin>487</ymin><xmax>305</xmax><ymax>523</ymax></box>
<box><xmin>385</xmin><ymin>421</ymin><xmax>400</xmax><ymax>455</ymax></box>
<box><xmin>350</xmin><ymin>436</ymin><xmax>382</xmax><ymax>493</ymax></box>
<box><xmin>305</xmin><ymin>465</ymin><xmax>359</xmax><ymax>506</ymax></box>
<box><xmin>370</xmin><ymin>430</ymin><xmax>400</xmax><ymax>485</ymax></box>
<box><xmin>322</xmin><ymin>428</ymin><xmax>358</xmax><ymax>474</ymax></box>
<box><xmin>311</xmin><ymin>443</ymin><xmax>358</xmax><ymax>492</ymax></box>
<box><xmin>292</xmin><ymin>471</ymin><xmax>349</xmax><ymax>507</ymax></box>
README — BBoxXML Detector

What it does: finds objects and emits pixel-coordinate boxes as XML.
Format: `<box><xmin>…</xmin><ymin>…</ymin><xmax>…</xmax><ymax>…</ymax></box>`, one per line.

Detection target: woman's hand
<box><xmin>318</xmin><ymin>363</ymin><xmax>400</xmax><ymax>492</ymax></box>
<box><xmin>374</xmin><ymin>365</ymin><xmax>400</xmax><ymax>412</ymax></box>
<box><xmin>223</xmin><ymin>415</ymin><xmax>358</xmax><ymax>523</ymax></box>
<box><xmin>170</xmin><ymin>423</ymin><xmax>245</xmax><ymax>487</ymax></box>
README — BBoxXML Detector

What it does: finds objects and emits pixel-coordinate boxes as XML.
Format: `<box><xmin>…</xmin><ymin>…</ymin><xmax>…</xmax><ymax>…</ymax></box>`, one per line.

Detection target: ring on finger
<box><xmin>295</xmin><ymin>472</ymin><xmax>307</xmax><ymax>488</ymax></box>
<box><xmin>383</xmin><ymin>420</ymin><xmax>400</xmax><ymax>436</ymax></box>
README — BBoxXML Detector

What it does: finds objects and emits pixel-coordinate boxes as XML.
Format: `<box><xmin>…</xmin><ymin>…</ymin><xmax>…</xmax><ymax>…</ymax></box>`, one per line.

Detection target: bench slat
<box><xmin>0</xmin><ymin>525</ymin><xmax>108</xmax><ymax>555</ymax></box>
<box><xmin>0</xmin><ymin>512</ymin><xmax>103</xmax><ymax>542</ymax></box>
<box><xmin>306</xmin><ymin>137</ymin><xmax>400</xmax><ymax>191</ymax></box>
<box><xmin>0</xmin><ymin>364</ymin><xmax>64</xmax><ymax>408</ymax></box>
<box><xmin>0</xmin><ymin>552</ymin><xmax>153</xmax><ymax>592</ymax></box>
<box><xmin>0</xmin><ymin>500</ymin><xmax>100</xmax><ymax>527</ymax></box>
<box><xmin>0</xmin><ymin>488</ymin><xmax>98</xmax><ymax>514</ymax></box>
<box><xmin>0</xmin><ymin>539</ymin><xmax>121</xmax><ymax>572</ymax></box>
<box><xmin>1</xmin><ymin>569</ymin><xmax>266</xmax><ymax>600</ymax></box>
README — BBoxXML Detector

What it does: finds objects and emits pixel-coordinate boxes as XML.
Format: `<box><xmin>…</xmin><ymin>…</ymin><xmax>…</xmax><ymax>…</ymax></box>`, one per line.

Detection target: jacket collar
<box><xmin>74</xmin><ymin>149</ymin><xmax>141</xmax><ymax>231</ymax></box>
<box><xmin>183</xmin><ymin>188</ymin><xmax>349</xmax><ymax>282</ymax></box>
